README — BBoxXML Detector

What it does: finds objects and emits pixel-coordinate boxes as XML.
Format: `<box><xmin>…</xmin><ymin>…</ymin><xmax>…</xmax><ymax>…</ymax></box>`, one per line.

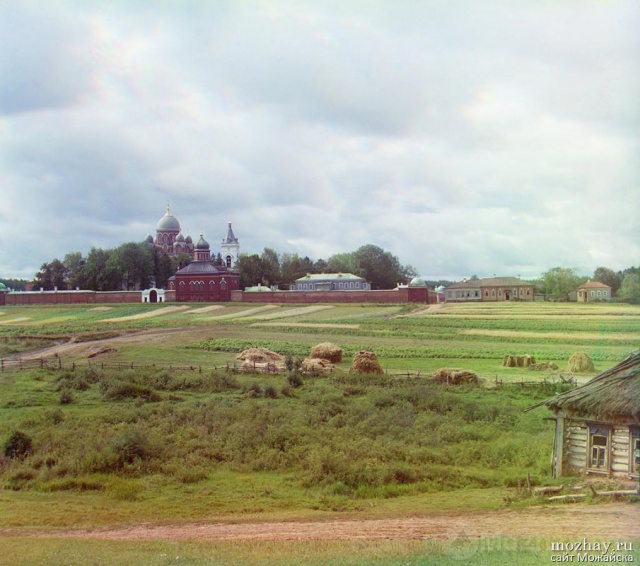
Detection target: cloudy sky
<box><xmin>1</xmin><ymin>1</ymin><xmax>638</xmax><ymax>281</ymax></box>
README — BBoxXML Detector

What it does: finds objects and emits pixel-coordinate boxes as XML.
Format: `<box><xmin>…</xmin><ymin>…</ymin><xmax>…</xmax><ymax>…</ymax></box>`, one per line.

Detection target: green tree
<box><xmin>617</xmin><ymin>271</ymin><xmax>640</xmax><ymax>303</ymax></box>
<box><xmin>280</xmin><ymin>253</ymin><xmax>315</xmax><ymax>286</ymax></box>
<box><xmin>237</xmin><ymin>254</ymin><xmax>268</xmax><ymax>289</ymax></box>
<box><xmin>153</xmin><ymin>251</ymin><xmax>175</xmax><ymax>289</ymax></box>
<box><xmin>108</xmin><ymin>242</ymin><xmax>155</xmax><ymax>290</ymax></box>
<box><xmin>261</xmin><ymin>248</ymin><xmax>281</xmax><ymax>287</ymax></box>
<box><xmin>326</xmin><ymin>252</ymin><xmax>359</xmax><ymax>275</ymax></box>
<box><xmin>313</xmin><ymin>258</ymin><xmax>328</xmax><ymax>273</ymax></box>
<box><xmin>80</xmin><ymin>247</ymin><xmax>120</xmax><ymax>291</ymax></box>
<box><xmin>541</xmin><ymin>267</ymin><xmax>585</xmax><ymax>300</ymax></box>
<box><xmin>63</xmin><ymin>252</ymin><xmax>85</xmax><ymax>289</ymax></box>
<box><xmin>593</xmin><ymin>267</ymin><xmax>622</xmax><ymax>295</ymax></box>
<box><xmin>33</xmin><ymin>259</ymin><xmax>67</xmax><ymax>290</ymax></box>
<box><xmin>353</xmin><ymin>244</ymin><xmax>407</xmax><ymax>290</ymax></box>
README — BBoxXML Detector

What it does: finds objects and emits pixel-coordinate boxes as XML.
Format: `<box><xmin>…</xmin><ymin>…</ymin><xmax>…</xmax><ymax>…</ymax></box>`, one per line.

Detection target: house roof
<box><xmin>170</xmin><ymin>261</ymin><xmax>222</xmax><ymax>276</ymax></box>
<box><xmin>530</xmin><ymin>350</ymin><xmax>640</xmax><ymax>421</ymax></box>
<box><xmin>447</xmin><ymin>277</ymin><xmax>530</xmax><ymax>289</ymax></box>
<box><xmin>576</xmin><ymin>280</ymin><xmax>611</xmax><ymax>290</ymax></box>
<box><xmin>295</xmin><ymin>273</ymin><xmax>365</xmax><ymax>282</ymax></box>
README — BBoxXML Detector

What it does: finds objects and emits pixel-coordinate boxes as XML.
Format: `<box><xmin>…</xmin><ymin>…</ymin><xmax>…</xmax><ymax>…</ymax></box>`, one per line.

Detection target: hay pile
<box><xmin>503</xmin><ymin>354</ymin><xmax>536</xmax><ymax>367</ymax></box>
<box><xmin>309</xmin><ymin>342</ymin><xmax>343</xmax><ymax>363</ymax></box>
<box><xmin>432</xmin><ymin>368</ymin><xmax>479</xmax><ymax>385</ymax></box>
<box><xmin>567</xmin><ymin>352</ymin><xmax>595</xmax><ymax>373</ymax></box>
<box><xmin>529</xmin><ymin>361</ymin><xmax>559</xmax><ymax>371</ymax></box>
<box><xmin>350</xmin><ymin>351</ymin><xmax>383</xmax><ymax>374</ymax></box>
<box><xmin>301</xmin><ymin>357</ymin><xmax>335</xmax><ymax>374</ymax></box>
<box><xmin>236</xmin><ymin>348</ymin><xmax>286</xmax><ymax>373</ymax></box>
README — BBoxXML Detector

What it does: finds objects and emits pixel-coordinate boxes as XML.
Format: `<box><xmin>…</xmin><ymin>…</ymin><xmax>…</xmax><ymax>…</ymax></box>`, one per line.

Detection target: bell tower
<box><xmin>221</xmin><ymin>221</ymin><xmax>240</xmax><ymax>268</ymax></box>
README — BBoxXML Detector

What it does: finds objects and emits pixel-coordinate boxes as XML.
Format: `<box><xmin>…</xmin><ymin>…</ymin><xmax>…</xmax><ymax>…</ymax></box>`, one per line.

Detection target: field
<box><xmin>0</xmin><ymin>301</ymin><xmax>638</xmax><ymax>565</ymax></box>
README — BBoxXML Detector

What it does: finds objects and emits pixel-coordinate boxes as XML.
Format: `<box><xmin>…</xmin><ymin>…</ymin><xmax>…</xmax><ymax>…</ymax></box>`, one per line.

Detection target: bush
<box><xmin>4</xmin><ymin>431</ymin><xmax>33</xmax><ymax>459</ymax></box>
<box><xmin>59</xmin><ymin>390</ymin><xmax>74</xmax><ymax>405</ymax></box>
<box><xmin>109</xmin><ymin>427</ymin><xmax>151</xmax><ymax>468</ymax></box>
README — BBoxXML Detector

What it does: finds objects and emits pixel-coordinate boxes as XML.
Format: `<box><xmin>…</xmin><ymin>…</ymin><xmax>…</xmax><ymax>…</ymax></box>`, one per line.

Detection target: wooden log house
<box><xmin>530</xmin><ymin>350</ymin><xmax>639</xmax><ymax>479</ymax></box>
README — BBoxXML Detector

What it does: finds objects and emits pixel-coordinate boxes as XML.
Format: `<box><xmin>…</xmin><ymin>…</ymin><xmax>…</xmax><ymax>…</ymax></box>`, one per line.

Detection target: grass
<box><xmin>0</xmin><ymin>301</ymin><xmax>638</xmax><ymax>564</ymax></box>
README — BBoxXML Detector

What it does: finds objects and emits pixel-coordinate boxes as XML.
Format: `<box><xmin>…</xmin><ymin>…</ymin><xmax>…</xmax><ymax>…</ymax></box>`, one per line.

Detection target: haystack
<box><xmin>567</xmin><ymin>352</ymin><xmax>595</xmax><ymax>373</ymax></box>
<box><xmin>301</xmin><ymin>357</ymin><xmax>335</xmax><ymax>374</ymax></box>
<box><xmin>432</xmin><ymin>368</ymin><xmax>479</xmax><ymax>385</ymax></box>
<box><xmin>503</xmin><ymin>354</ymin><xmax>536</xmax><ymax>368</ymax></box>
<box><xmin>236</xmin><ymin>348</ymin><xmax>286</xmax><ymax>373</ymax></box>
<box><xmin>528</xmin><ymin>362</ymin><xmax>559</xmax><ymax>371</ymax></box>
<box><xmin>309</xmin><ymin>342</ymin><xmax>343</xmax><ymax>363</ymax></box>
<box><xmin>236</xmin><ymin>348</ymin><xmax>284</xmax><ymax>363</ymax></box>
<box><xmin>350</xmin><ymin>351</ymin><xmax>383</xmax><ymax>374</ymax></box>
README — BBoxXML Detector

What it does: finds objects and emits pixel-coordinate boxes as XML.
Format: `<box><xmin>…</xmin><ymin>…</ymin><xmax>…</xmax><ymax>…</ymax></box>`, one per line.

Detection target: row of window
<box><xmin>446</xmin><ymin>287</ymin><xmax>532</xmax><ymax>299</ymax></box>
<box><xmin>296</xmin><ymin>282</ymin><xmax>367</xmax><ymax>290</ymax></box>
<box><xmin>581</xmin><ymin>290</ymin><xmax>609</xmax><ymax>297</ymax></box>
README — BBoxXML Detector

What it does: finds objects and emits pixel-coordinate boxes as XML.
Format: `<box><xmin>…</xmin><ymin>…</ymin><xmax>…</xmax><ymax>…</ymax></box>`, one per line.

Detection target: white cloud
<box><xmin>1</xmin><ymin>0</ymin><xmax>639</xmax><ymax>281</ymax></box>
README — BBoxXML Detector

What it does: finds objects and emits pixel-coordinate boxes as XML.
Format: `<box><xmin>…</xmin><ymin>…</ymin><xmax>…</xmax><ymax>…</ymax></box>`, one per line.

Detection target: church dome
<box><xmin>195</xmin><ymin>234</ymin><xmax>210</xmax><ymax>250</ymax></box>
<box><xmin>156</xmin><ymin>206</ymin><xmax>181</xmax><ymax>231</ymax></box>
<box><xmin>145</xmin><ymin>234</ymin><xmax>154</xmax><ymax>244</ymax></box>
<box><xmin>176</xmin><ymin>233</ymin><xmax>185</xmax><ymax>242</ymax></box>
<box><xmin>185</xmin><ymin>234</ymin><xmax>193</xmax><ymax>244</ymax></box>
<box><xmin>409</xmin><ymin>276</ymin><xmax>428</xmax><ymax>287</ymax></box>
<box><xmin>0</xmin><ymin>282</ymin><xmax>6</xmax><ymax>291</ymax></box>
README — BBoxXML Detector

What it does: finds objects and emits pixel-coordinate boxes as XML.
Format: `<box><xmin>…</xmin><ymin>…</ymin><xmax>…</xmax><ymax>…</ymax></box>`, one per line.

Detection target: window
<box><xmin>588</xmin><ymin>425</ymin><xmax>610</xmax><ymax>472</ymax></box>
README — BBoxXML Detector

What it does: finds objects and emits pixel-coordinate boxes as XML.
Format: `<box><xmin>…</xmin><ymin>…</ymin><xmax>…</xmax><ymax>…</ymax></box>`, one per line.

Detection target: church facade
<box><xmin>167</xmin><ymin>234</ymin><xmax>240</xmax><ymax>302</ymax></box>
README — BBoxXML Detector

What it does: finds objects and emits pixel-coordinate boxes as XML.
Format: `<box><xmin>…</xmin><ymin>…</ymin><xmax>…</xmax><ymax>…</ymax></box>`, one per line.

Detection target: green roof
<box><xmin>294</xmin><ymin>273</ymin><xmax>364</xmax><ymax>282</ymax></box>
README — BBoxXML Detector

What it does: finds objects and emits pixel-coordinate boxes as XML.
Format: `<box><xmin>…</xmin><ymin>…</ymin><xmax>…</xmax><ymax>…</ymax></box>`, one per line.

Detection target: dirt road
<box><xmin>3</xmin><ymin>503</ymin><xmax>637</xmax><ymax>542</ymax></box>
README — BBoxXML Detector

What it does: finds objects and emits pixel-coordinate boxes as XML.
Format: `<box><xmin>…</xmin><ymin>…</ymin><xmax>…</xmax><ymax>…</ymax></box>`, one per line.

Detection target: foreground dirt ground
<box><xmin>2</xmin><ymin>503</ymin><xmax>638</xmax><ymax>541</ymax></box>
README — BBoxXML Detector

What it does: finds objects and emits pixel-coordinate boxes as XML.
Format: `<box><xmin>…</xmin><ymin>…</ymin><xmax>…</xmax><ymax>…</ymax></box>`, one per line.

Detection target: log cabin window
<box><xmin>588</xmin><ymin>425</ymin><xmax>610</xmax><ymax>472</ymax></box>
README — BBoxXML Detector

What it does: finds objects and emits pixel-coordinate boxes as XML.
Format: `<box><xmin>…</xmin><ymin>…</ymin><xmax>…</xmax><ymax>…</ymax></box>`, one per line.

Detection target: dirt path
<box><xmin>3</xmin><ymin>503</ymin><xmax>638</xmax><ymax>541</ymax></box>
<box><xmin>5</xmin><ymin>327</ymin><xmax>190</xmax><ymax>362</ymax></box>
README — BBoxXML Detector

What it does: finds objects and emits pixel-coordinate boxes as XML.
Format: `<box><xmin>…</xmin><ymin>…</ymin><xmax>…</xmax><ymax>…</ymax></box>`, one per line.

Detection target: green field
<box><xmin>0</xmin><ymin>301</ymin><xmax>638</xmax><ymax>565</ymax></box>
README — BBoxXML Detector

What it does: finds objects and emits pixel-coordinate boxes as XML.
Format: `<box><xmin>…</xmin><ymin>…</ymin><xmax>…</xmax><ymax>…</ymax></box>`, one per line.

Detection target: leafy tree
<box><xmin>261</xmin><ymin>248</ymin><xmax>281</xmax><ymax>287</ymax></box>
<box><xmin>326</xmin><ymin>253</ymin><xmax>359</xmax><ymax>275</ymax></box>
<box><xmin>33</xmin><ymin>259</ymin><xmax>67</xmax><ymax>290</ymax></box>
<box><xmin>540</xmin><ymin>267</ymin><xmax>584</xmax><ymax>300</ymax></box>
<box><xmin>593</xmin><ymin>267</ymin><xmax>622</xmax><ymax>295</ymax></box>
<box><xmin>63</xmin><ymin>252</ymin><xmax>85</xmax><ymax>289</ymax></box>
<box><xmin>80</xmin><ymin>247</ymin><xmax>120</xmax><ymax>291</ymax></box>
<box><xmin>0</xmin><ymin>278</ymin><xmax>28</xmax><ymax>291</ymax></box>
<box><xmin>353</xmin><ymin>244</ymin><xmax>406</xmax><ymax>290</ymax></box>
<box><xmin>237</xmin><ymin>254</ymin><xmax>268</xmax><ymax>289</ymax></box>
<box><xmin>280</xmin><ymin>253</ymin><xmax>315</xmax><ymax>286</ymax></box>
<box><xmin>313</xmin><ymin>258</ymin><xmax>328</xmax><ymax>273</ymax></box>
<box><xmin>617</xmin><ymin>271</ymin><xmax>640</xmax><ymax>303</ymax></box>
<box><xmin>153</xmin><ymin>251</ymin><xmax>175</xmax><ymax>289</ymax></box>
<box><xmin>107</xmin><ymin>242</ymin><xmax>155</xmax><ymax>290</ymax></box>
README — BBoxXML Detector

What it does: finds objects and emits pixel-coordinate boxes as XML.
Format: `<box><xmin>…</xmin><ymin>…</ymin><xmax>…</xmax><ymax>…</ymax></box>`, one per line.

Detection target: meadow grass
<box><xmin>0</xmin><ymin>301</ymin><xmax>638</xmax><ymax>565</ymax></box>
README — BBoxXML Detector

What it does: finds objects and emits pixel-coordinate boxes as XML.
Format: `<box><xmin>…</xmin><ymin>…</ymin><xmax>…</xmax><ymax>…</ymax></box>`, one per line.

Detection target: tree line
<box><xmin>535</xmin><ymin>266</ymin><xmax>639</xmax><ymax>302</ymax></box>
<box><xmin>3</xmin><ymin>243</ymin><xmax>638</xmax><ymax>303</ymax></box>
<box><xmin>236</xmin><ymin>244</ymin><xmax>418</xmax><ymax>290</ymax></box>
<box><xmin>22</xmin><ymin>242</ymin><xmax>418</xmax><ymax>292</ymax></box>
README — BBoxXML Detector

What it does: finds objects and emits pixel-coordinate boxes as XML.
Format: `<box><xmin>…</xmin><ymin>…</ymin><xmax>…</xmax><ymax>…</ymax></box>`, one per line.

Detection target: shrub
<box><xmin>4</xmin><ymin>431</ymin><xmax>33</xmax><ymax>459</ymax></box>
<box><xmin>264</xmin><ymin>384</ymin><xmax>278</xmax><ymax>399</ymax></box>
<box><xmin>109</xmin><ymin>427</ymin><xmax>151</xmax><ymax>468</ymax></box>
<box><xmin>59</xmin><ymin>390</ymin><xmax>74</xmax><ymax>405</ymax></box>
